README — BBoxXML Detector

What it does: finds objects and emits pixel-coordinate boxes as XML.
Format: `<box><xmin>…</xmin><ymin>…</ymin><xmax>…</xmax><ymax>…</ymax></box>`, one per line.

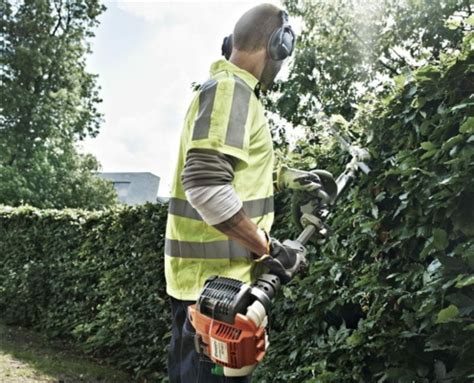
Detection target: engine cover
<box><xmin>188</xmin><ymin>274</ymin><xmax>280</xmax><ymax>373</ymax></box>
<box><xmin>188</xmin><ymin>305</ymin><xmax>266</xmax><ymax>368</ymax></box>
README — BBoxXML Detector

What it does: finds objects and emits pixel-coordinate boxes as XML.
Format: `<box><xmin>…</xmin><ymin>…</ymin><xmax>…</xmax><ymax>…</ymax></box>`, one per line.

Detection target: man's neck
<box><xmin>229</xmin><ymin>50</ymin><xmax>265</xmax><ymax>82</ymax></box>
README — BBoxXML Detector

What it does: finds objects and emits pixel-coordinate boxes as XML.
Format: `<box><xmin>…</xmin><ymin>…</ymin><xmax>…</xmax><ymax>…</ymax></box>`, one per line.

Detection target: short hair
<box><xmin>233</xmin><ymin>3</ymin><xmax>283</xmax><ymax>52</ymax></box>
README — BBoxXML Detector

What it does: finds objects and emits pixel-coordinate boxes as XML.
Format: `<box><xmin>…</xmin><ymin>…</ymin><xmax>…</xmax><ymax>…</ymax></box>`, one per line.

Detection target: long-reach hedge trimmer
<box><xmin>188</xmin><ymin>115</ymin><xmax>371</xmax><ymax>377</ymax></box>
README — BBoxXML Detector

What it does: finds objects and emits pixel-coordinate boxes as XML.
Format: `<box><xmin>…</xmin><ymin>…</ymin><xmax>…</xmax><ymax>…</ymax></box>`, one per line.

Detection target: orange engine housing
<box><xmin>188</xmin><ymin>304</ymin><xmax>267</xmax><ymax>369</ymax></box>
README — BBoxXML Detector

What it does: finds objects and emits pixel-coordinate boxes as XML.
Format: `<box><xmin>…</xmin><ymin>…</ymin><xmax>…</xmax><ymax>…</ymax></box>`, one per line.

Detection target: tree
<box><xmin>0</xmin><ymin>0</ymin><xmax>118</xmax><ymax>209</ymax></box>
<box><xmin>271</xmin><ymin>0</ymin><xmax>471</xmax><ymax>126</ymax></box>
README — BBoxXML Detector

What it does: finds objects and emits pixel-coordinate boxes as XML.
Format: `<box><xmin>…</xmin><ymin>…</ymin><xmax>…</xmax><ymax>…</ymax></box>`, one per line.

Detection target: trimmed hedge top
<box><xmin>0</xmin><ymin>203</ymin><xmax>171</xmax><ymax>381</ymax></box>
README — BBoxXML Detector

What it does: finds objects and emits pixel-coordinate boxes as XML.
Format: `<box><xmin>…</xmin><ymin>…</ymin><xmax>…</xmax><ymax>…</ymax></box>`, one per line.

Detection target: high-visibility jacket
<box><xmin>165</xmin><ymin>59</ymin><xmax>274</xmax><ymax>301</ymax></box>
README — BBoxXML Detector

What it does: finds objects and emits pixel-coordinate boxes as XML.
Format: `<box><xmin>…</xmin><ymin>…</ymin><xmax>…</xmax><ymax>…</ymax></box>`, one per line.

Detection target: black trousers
<box><xmin>167</xmin><ymin>296</ymin><xmax>252</xmax><ymax>383</ymax></box>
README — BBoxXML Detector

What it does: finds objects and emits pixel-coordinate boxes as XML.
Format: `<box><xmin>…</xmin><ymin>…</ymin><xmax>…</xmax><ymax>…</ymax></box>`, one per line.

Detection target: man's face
<box><xmin>259</xmin><ymin>57</ymin><xmax>284</xmax><ymax>92</ymax></box>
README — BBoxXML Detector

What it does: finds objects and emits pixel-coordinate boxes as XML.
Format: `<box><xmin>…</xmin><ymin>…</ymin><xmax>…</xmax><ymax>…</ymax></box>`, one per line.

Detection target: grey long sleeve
<box><xmin>181</xmin><ymin>149</ymin><xmax>243</xmax><ymax>226</ymax></box>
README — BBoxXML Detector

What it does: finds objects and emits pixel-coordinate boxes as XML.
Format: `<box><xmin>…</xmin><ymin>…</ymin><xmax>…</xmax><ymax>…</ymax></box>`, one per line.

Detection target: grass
<box><xmin>0</xmin><ymin>322</ymin><xmax>132</xmax><ymax>382</ymax></box>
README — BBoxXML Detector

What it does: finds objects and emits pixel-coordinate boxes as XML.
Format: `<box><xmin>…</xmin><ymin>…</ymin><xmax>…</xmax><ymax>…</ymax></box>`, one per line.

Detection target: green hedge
<box><xmin>0</xmin><ymin>203</ymin><xmax>171</xmax><ymax>381</ymax></box>
<box><xmin>252</xmin><ymin>31</ymin><xmax>474</xmax><ymax>382</ymax></box>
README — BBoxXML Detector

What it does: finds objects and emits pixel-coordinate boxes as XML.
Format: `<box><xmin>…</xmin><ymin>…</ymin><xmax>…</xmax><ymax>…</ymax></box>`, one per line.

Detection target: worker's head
<box><xmin>228</xmin><ymin>3</ymin><xmax>295</xmax><ymax>92</ymax></box>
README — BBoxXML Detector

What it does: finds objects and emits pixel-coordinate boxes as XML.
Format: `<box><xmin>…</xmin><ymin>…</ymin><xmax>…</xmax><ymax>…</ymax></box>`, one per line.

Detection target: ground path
<box><xmin>0</xmin><ymin>323</ymin><xmax>130</xmax><ymax>383</ymax></box>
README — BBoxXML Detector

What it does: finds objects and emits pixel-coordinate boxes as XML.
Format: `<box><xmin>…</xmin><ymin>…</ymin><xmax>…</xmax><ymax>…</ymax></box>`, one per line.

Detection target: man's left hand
<box><xmin>275</xmin><ymin>165</ymin><xmax>322</xmax><ymax>193</ymax></box>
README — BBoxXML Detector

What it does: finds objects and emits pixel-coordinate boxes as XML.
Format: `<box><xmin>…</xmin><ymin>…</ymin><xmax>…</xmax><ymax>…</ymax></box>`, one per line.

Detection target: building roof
<box><xmin>97</xmin><ymin>172</ymin><xmax>160</xmax><ymax>206</ymax></box>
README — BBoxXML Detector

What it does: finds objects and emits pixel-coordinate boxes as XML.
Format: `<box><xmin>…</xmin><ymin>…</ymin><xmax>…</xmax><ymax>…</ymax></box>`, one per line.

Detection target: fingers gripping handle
<box><xmin>315</xmin><ymin>189</ymin><xmax>331</xmax><ymax>205</ymax></box>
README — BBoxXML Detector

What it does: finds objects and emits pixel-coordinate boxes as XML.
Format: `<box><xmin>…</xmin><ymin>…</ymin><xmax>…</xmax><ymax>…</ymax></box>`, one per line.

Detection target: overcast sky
<box><xmin>79</xmin><ymin>0</ymin><xmax>292</xmax><ymax>197</ymax></box>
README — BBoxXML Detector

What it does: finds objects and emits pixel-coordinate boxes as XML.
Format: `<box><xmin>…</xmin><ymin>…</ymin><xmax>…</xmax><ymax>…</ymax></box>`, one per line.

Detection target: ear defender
<box><xmin>221</xmin><ymin>34</ymin><xmax>233</xmax><ymax>60</ymax></box>
<box><xmin>267</xmin><ymin>10</ymin><xmax>295</xmax><ymax>61</ymax></box>
<box><xmin>221</xmin><ymin>10</ymin><xmax>295</xmax><ymax>61</ymax></box>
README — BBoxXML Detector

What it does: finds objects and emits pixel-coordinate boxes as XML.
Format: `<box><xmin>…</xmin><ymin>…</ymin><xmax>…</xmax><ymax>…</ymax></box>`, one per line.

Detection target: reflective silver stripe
<box><xmin>165</xmin><ymin>238</ymin><xmax>251</xmax><ymax>259</ymax></box>
<box><xmin>168</xmin><ymin>198</ymin><xmax>203</xmax><ymax>220</ymax></box>
<box><xmin>225</xmin><ymin>76</ymin><xmax>251</xmax><ymax>148</ymax></box>
<box><xmin>169</xmin><ymin>196</ymin><xmax>273</xmax><ymax>221</ymax></box>
<box><xmin>193</xmin><ymin>79</ymin><xmax>218</xmax><ymax>140</ymax></box>
<box><xmin>242</xmin><ymin>196</ymin><xmax>274</xmax><ymax>217</ymax></box>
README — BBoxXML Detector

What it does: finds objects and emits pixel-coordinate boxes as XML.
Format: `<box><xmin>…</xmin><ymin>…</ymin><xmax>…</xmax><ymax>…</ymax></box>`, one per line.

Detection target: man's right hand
<box><xmin>256</xmin><ymin>237</ymin><xmax>307</xmax><ymax>284</ymax></box>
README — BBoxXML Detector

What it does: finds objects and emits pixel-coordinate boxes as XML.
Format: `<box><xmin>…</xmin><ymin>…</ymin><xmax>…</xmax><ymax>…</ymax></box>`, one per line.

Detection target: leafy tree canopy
<box><xmin>272</xmin><ymin>0</ymin><xmax>471</xmax><ymax>124</ymax></box>
<box><xmin>0</xmin><ymin>0</ymin><xmax>118</xmax><ymax>209</ymax></box>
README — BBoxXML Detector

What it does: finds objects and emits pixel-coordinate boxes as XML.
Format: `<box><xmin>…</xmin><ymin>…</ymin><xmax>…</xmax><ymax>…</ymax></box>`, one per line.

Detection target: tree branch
<box><xmin>465</xmin><ymin>0</ymin><xmax>472</xmax><ymax>16</ymax></box>
<box><xmin>377</xmin><ymin>58</ymin><xmax>399</xmax><ymax>76</ymax></box>
<box><xmin>50</xmin><ymin>0</ymin><xmax>63</xmax><ymax>37</ymax></box>
<box><xmin>63</xmin><ymin>1</ymin><xmax>71</xmax><ymax>34</ymax></box>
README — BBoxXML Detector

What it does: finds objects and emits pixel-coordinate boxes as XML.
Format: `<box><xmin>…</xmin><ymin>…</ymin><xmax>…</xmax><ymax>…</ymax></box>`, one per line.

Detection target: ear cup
<box><xmin>281</xmin><ymin>27</ymin><xmax>295</xmax><ymax>56</ymax></box>
<box><xmin>221</xmin><ymin>34</ymin><xmax>233</xmax><ymax>60</ymax></box>
<box><xmin>267</xmin><ymin>26</ymin><xmax>295</xmax><ymax>61</ymax></box>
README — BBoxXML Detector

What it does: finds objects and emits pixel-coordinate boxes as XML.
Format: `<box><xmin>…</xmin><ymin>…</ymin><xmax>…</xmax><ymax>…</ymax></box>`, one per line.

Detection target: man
<box><xmin>165</xmin><ymin>4</ymin><xmax>323</xmax><ymax>382</ymax></box>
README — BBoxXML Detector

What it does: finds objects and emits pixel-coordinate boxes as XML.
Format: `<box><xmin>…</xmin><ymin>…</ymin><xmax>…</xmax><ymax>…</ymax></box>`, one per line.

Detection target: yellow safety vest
<box><xmin>165</xmin><ymin>59</ymin><xmax>274</xmax><ymax>300</ymax></box>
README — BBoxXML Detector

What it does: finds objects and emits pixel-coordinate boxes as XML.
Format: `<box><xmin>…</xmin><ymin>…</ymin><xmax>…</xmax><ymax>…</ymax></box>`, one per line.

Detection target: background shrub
<box><xmin>0</xmin><ymin>203</ymin><xmax>171</xmax><ymax>381</ymax></box>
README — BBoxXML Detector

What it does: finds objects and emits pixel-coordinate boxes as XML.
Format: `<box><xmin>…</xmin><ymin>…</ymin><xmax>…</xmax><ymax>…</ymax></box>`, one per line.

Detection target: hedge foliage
<box><xmin>0</xmin><ymin>203</ymin><xmax>171</xmax><ymax>381</ymax></box>
<box><xmin>252</xmin><ymin>28</ymin><xmax>474</xmax><ymax>383</ymax></box>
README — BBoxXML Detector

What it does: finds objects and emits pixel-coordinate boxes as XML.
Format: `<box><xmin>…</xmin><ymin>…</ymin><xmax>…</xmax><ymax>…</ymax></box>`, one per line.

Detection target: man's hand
<box><xmin>212</xmin><ymin>208</ymin><xmax>307</xmax><ymax>284</ymax></box>
<box><xmin>256</xmin><ymin>237</ymin><xmax>307</xmax><ymax>284</ymax></box>
<box><xmin>275</xmin><ymin>165</ymin><xmax>322</xmax><ymax>193</ymax></box>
